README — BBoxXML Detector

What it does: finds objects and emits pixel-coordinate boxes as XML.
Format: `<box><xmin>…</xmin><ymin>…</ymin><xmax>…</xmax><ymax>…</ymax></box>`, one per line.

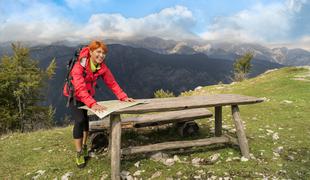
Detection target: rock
<box><xmin>240</xmin><ymin>157</ymin><xmax>249</xmax><ymax>162</ymax></box>
<box><xmin>210</xmin><ymin>175</ymin><xmax>217</xmax><ymax>179</ymax></box>
<box><xmin>150</xmin><ymin>152</ymin><xmax>168</xmax><ymax>162</ymax></box>
<box><xmin>232</xmin><ymin>157</ymin><xmax>240</xmax><ymax>161</ymax></box>
<box><xmin>88</xmin><ymin>169</ymin><xmax>92</xmax><ymax>174</ymax></box>
<box><xmin>196</xmin><ymin>170</ymin><xmax>205</xmax><ymax>175</ymax></box>
<box><xmin>61</xmin><ymin>172</ymin><xmax>73</xmax><ymax>180</ymax></box>
<box><xmin>273</xmin><ymin>152</ymin><xmax>280</xmax><ymax>157</ymax></box>
<box><xmin>120</xmin><ymin>170</ymin><xmax>133</xmax><ymax>180</ymax></box>
<box><xmin>163</xmin><ymin>158</ymin><xmax>175</xmax><ymax>166</ymax></box>
<box><xmin>32</xmin><ymin>147</ymin><xmax>43</xmax><ymax>151</ymax></box>
<box><xmin>207</xmin><ymin>153</ymin><xmax>220</xmax><ymax>164</ymax></box>
<box><xmin>193</xmin><ymin>175</ymin><xmax>201</xmax><ymax>179</ymax></box>
<box><xmin>261</xmin><ymin>97</ymin><xmax>270</xmax><ymax>102</ymax></box>
<box><xmin>226</xmin><ymin>157</ymin><xmax>232</xmax><ymax>162</ymax></box>
<box><xmin>195</xmin><ymin>86</ymin><xmax>202</xmax><ymax>90</ymax></box>
<box><xmin>134</xmin><ymin>161</ymin><xmax>140</xmax><ymax>168</ymax></box>
<box><xmin>150</xmin><ymin>171</ymin><xmax>162</xmax><ymax>179</ymax></box>
<box><xmin>173</xmin><ymin>155</ymin><xmax>181</xmax><ymax>162</ymax></box>
<box><xmin>100</xmin><ymin>174</ymin><xmax>108</xmax><ymax>180</ymax></box>
<box><xmin>282</xmin><ymin>100</ymin><xmax>293</xmax><ymax>104</ymax></box>
<box><xmin>274</xmin><ymin>146</ymin><xmax>284</xmax><ymax>154</ymax></box>
<box><xmin>249</xmin><ymin>153</ymin><xmax>256</xmax><ymax>160</ymax></box>
<box><xmin>133</xmin><ymin>170</ymin><xmax>143</xmax><ymax>176</ymax></box>
<box><xmin>176</xmin><ymin>171</ymin><xmax>183</xmax><ymax>176</ymax></box>
<box><xmin>191</xmin><ymin>157</ymin><xmax>204</xmax><ymax>167</ymax></box>
<box><xmin>272</xmin><ymin>133</ymin><xmax>279</xmax><ymax>140</ymax></box>
<box><xmin>89</xmin><ymin>152</ymin><xmax>97</xmax><ymax>158</ymax></box>
<box><xmin>278</xmin><ymin>170</ymin><xmax>287</xmax><ymax>174</ymax></box>
<box><xmin>32</xmin><ymin>170</ymin><xmax>46</xmax><ymax>180</ymax></box>
<box><xmin>48</xmin><ymin>150</ymin><xmax>53</xmax><ymax>153</ymax></box>
<box><xmin>287</xmin><ymin>155</ymin><xmax>295</xmax><ymax>161</ymax></box>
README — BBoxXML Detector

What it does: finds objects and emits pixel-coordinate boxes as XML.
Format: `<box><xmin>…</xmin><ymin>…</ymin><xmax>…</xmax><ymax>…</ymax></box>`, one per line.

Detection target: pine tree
<box><xmin>233</xmin><ymin>52</ymin><xmax>253</xmax><ymax>81</ymax></box>
<box><xmin>0</xmin><ymin>43</ymin><xmax>56</xmax><ymax>133</ymax></box>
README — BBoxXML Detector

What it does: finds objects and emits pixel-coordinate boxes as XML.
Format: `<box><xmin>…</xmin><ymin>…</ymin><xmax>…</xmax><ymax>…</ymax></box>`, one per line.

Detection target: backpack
<box><xmin>65</xmin><ymin>46</ymin><xmax>86</xmax><ymax>107</ymax></box>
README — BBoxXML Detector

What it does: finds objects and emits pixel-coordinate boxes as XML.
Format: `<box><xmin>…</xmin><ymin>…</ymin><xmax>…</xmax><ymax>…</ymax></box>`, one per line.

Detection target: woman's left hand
<box><xmin>121</xmin><ymin>97</ymin><xmax>135</xmax><ymax>102</ymax></box>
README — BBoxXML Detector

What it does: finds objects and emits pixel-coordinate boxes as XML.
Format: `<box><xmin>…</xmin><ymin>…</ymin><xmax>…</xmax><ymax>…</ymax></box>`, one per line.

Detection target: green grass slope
<box><xmin>1</xmin><ymin>66</ymin><xmax>309</xmax><ymax>179</ymax></box>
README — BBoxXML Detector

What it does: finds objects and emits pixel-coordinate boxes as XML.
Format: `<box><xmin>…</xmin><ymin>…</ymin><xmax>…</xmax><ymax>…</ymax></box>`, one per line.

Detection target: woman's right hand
<box><xmin>91</xmin><ymin>104</ymin><xmax>107</xmax><ymax>112</ymax></box>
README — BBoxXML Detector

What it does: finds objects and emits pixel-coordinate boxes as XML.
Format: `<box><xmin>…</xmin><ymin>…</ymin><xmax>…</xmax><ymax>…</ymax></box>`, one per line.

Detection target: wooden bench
<box><xmin>89</xmin><ymin>108</ymin><xmax>213</xmax><ymax>150</ymax></box>
<box><xmin>107</xmin><ymin>94</ymin><xmax>263</xmax><ymax>180</ymax></box>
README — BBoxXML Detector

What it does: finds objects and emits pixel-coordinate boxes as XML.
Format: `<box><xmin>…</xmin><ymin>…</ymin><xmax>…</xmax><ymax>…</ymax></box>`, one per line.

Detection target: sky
<box><xmin>0</xmin><ymin>0</ymin><xmax>309</xmax><ymax>50</ymax></box>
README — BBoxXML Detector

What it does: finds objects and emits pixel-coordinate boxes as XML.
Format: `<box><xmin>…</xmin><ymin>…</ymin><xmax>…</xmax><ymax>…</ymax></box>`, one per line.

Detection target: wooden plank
<box><xmin>231</xmin><ymin>105</ymin><xmax>250</xmax><ymax>158</ymax></box>
<box><xmin>90</xmin><ymin>108</ymin><xmax>212</xmax><ymax>129</ymax></box>
<box><xmin>127</xmin><ymin>108</ymin><xmax>212</xmax><ymax>127</ymax></box>
<box><xmin>214</xmin><ymin>106</ymin><xmax>222</xmax><ymax>137</ymax></box>
<box><xmin>114</xmin><ymin>94</ymin><xmax>264</xmax><ymax>114</ymax></box>
<box><xmin>121</xmin><ymin>136</ymin><xmax>230</xmax><ymax>155</ymax></box>
<box><xmin>90</xmin><ymin>119</ymin><xmax>134</xmax><ymax>130</ymax></box>
<box><xmin>110</xmin><ymin>114</ymin><xmax>122</xmax><ymax>180</ymax></box>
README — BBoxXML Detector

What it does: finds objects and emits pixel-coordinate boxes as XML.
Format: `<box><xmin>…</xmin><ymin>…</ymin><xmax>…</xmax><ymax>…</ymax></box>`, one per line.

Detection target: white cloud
<box><xmin>0</xmin><ymin>5</ymin><xmax>197</xmax><ymax>43</ymax></box>
<box><xmin>74</xmin><ymin>5</ymin><xmax>197</xmax><ymax>40</ymax></box>
<box><xmin>200</xmin><ymin>0</ymin><xmax>308</xmax><ymax>44</ymax></box>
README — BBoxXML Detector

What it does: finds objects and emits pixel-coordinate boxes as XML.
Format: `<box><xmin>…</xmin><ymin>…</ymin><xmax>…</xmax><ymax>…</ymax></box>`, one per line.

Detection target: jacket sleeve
<box><xmin>71</xmin><ymin>63</ymin><xmax>97</xmax><ymax>108</ymax></box>
<box><xmin>102</xmin><ymin>67</ymin><xmax>128</xmax><ymax>101</ymax></box>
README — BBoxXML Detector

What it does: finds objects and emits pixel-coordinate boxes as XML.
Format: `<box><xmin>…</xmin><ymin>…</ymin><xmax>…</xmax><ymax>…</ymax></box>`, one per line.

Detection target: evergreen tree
<box><xmin>233</xmin><ymin>52</ymin><xmax>253</xmax><ymax>81</ymax></box>
<box><xmin>0</xmin><ymin>43</ymin><xmax>56</xmax><ymax>133</ymax></box>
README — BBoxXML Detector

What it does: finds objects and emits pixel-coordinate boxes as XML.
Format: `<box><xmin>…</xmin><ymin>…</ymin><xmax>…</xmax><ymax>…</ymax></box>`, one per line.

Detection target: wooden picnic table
<box><xmin>108</xmin><ymin>94</ymin><xmax>264</xmax><ymax>180</ymax></box>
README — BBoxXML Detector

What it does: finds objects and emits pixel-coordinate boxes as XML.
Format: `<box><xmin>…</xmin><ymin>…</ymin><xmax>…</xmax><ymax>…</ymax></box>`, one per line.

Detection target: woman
<box><xmin>63</xmin><ymin>40</ymin><xmax>134</xmax><ymax>168</ymax></box>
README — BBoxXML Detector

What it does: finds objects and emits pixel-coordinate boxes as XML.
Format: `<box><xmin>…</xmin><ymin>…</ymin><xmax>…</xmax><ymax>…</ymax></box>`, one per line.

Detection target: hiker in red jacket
<box><xmin>63</xmin><ymin>40</ymin><xmax>134</xmax><ymax>168</ymax></box>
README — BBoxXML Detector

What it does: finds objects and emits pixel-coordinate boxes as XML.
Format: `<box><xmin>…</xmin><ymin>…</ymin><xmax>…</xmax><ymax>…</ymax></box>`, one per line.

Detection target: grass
<box><xmin>1</xmin><ymin>66</ymin><xmax>310</xmax><ymax>179</ymax></box>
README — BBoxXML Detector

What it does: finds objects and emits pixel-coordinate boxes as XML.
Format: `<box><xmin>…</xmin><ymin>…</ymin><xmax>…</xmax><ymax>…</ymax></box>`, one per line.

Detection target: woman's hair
<box><xmin>88</xmin><ymin>40</ymin><xmax>108</xmax><ymax>53</ymax></box>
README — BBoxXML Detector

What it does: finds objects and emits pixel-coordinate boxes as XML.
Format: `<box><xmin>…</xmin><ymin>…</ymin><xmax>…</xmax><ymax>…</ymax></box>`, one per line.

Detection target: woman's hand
<box><xmin>91</xmin><ymin>104</ymin><xmax>107</xmax><ymax>112</ymax></box>
<box><xmin>121</xmin><ymin>97</ymin><xmax>135</xmax><ymax>102</ymax></box>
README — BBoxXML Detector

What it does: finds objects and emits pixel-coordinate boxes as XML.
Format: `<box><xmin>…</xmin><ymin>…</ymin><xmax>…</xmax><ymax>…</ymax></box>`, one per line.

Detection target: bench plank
<box><xmin>90</xmin><ymin>108</ymin><xmax>212</xmax><ymax>130</ymax></box>
<box><xmin>122</xmin><ymin>136</ymin><xmax>231</xmax><ymax>155</ymax></box>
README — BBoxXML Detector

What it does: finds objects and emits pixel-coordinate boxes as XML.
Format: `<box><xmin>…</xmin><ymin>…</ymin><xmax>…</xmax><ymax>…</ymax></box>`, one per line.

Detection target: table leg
<box><xmin>107</xmin><ymin>115</ymin><xmax>112</xmax><ymax>157</ymax></box>
<box><xmin>215</xmin><ymin>106</ymin><xmax>222</xmax><ymax>137</ymax></box>
<box><xmin>231</xmin><ymin>105</ymin><xmax>250</xmax><ymax>158</ymax></box>
<box><xmin>110</xmin><ymin>114</ymin><xmax>121</xmax><ymax>180</ymax></box>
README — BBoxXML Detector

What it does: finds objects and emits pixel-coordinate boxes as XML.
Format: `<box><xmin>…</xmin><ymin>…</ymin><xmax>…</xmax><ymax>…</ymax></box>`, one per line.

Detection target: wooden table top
<box><xmin>114</xmin><ymin>94</ymin><xmax>264</xmax><ymax>114</ymax></box>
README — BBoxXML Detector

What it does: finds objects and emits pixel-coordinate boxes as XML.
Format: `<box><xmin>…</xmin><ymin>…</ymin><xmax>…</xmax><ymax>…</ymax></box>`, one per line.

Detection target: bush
<box><xmin>154</xmin><ymin>89</ymin><xmax>175</xmax><ymax>98</ymax></box>
<box><xmin>233</xmin><ymin>52</ymin><xmax>253</xmax><ymax>82</ymax></box>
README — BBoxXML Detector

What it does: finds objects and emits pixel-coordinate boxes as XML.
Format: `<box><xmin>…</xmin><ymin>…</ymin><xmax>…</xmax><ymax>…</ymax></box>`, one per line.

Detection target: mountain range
<box><xmin>105</xmin><ymin>37</ymin><xmax>310</xmax><ymax>66</ymax></box>
<box><xmin>0</xmin><ymin>38</ymin><xmax>288</xmax><ymax>122</ymax></box>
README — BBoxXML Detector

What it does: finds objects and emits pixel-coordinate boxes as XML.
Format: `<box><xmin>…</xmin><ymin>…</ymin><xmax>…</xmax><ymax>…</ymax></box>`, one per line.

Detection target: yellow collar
<box><xmin>90</xmin><ymin>59</ymin><xmax>101</xmax><ymax>72</ymax></box>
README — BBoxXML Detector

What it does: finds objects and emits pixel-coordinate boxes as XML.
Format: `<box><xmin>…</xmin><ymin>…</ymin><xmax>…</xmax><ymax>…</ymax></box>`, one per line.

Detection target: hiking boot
<box><xmin>82</xmin><ymin>144</ymin><xmax>88</xmax><ymax>158</ymax></box>
<box><xmin>75</xmin><ymin>151</ymin><xmax>86</xmax><ymax>168</ymax></box>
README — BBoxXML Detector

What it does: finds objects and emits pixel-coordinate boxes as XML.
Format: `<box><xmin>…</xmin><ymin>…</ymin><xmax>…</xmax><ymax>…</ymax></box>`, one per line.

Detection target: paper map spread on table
<box><xmin>79</xmin><ymin>100</ymin><xmax>148</xmax><ymax>118</ymax></box>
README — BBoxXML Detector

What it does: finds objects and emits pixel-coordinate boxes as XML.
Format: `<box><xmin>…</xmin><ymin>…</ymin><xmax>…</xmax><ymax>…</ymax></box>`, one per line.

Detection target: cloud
<box><xmin>200</xmin><ymin>0</ymin><xmax>309</xmax><ymax>44</ymax></box>
<box><xmin>0</xmin><ymin>0</ymin><xmax>76</xmax><ymax>43</ymax></box>
<box><xmin>75</xmin><ymin>5</ymin><xmax>197</xmax><ymax>40</ymax></box>
<box><xmin>0</xmin><ymin>4</ymin><xmax>197</xmax><ymax>43</ymax></box>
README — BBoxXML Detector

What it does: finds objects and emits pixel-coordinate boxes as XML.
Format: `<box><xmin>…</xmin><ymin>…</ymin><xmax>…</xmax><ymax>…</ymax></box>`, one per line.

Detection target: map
<box><xmin>79</xmin><ymin>100</ymin><xmax>148</xmax><ymax>118</ymax></box>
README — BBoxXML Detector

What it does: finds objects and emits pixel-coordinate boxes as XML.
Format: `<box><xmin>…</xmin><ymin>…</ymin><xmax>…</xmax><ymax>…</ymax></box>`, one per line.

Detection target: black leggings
<box><xmin>69</xmin><ymin>101</ymin><xmax>89</xmax><ymax>139</ymax></box>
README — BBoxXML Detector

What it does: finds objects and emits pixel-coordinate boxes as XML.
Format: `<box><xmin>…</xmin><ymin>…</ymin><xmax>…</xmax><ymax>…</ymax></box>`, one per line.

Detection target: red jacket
<box><xmin>63</xmin><ymin>47</ymin><xmax>128</xmax><ymax>108</ymax></box>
